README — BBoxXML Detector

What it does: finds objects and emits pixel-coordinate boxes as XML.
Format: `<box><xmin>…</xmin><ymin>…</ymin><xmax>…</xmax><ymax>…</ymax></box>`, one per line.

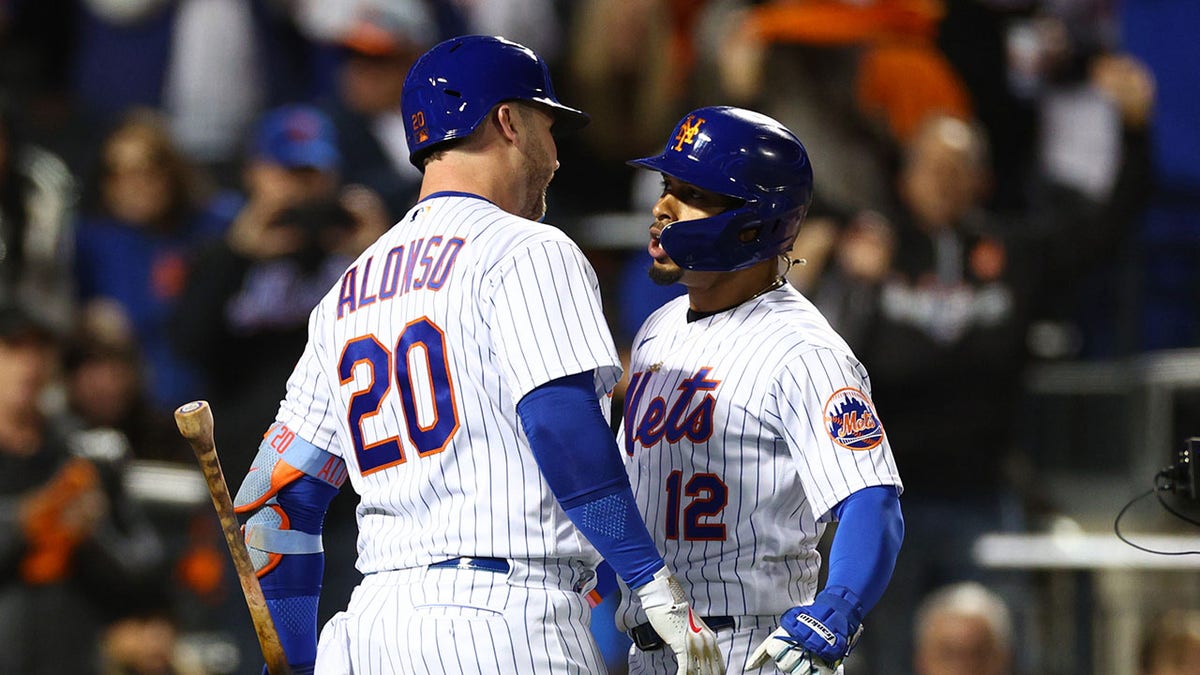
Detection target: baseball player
<box><xmin>229</xmin><ymin>36</ymin><xmax>724</xmax><ymax>675</ymax></box>
<box><xmin>615</xmin><ymin>106</ymin><xmax>905</xmax><ymax>674</ymax></box>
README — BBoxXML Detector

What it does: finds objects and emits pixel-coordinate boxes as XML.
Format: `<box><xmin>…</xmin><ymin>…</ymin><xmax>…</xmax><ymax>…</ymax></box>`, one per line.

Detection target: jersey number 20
<box><xmin>338</xmin><ymin>318</ymin><xmax>460</xmax><ymax>474</ymax></box>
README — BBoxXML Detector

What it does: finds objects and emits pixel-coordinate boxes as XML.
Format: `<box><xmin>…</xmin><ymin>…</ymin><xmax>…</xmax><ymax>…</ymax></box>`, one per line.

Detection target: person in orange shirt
<box><xmin>0</xmin><ymin>302</ymin><xmax>168</xmax><ymax>675</ymax></box>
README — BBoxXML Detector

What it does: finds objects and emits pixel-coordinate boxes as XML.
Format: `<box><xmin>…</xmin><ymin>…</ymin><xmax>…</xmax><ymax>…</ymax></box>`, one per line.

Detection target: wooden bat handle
<box><xmin>175</xmin><ymin>401</ymin><xmax>292</xmax><ymax>675</ymax></box>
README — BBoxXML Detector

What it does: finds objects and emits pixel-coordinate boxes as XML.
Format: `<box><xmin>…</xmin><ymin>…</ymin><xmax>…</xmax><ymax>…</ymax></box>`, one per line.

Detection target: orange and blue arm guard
<box><xmin>233</xmin><ymin>423</ymin><xmax>347</xmax><ymax>673</ymax></box>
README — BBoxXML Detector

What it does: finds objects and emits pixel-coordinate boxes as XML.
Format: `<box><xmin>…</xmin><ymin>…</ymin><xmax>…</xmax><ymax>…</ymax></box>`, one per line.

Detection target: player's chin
<box><xmin>524</xmin><ymin>193</ymin><xmax>549</xmax><ymax>221</ymax></box>
<box><xmin>647</xmin><ymin>259</ymin><xmax>684</xmax><ymax>286</ymax></box>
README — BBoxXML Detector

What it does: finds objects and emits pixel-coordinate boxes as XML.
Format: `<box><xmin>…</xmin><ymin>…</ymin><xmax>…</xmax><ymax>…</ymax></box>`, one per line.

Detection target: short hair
<box><xmin>914</xmin><ymin>582</ymin><xmax>1014</xmax><ymax>652</ymax></box>
<box><xmin>97</xmin><ymin>107</ymin><xmax>199</xmax><ymax>221</ymax></box>
<box><xmin>904</xmin><ymin>114</ymin><xmax>991</xmax><ymax>173</ymax></box>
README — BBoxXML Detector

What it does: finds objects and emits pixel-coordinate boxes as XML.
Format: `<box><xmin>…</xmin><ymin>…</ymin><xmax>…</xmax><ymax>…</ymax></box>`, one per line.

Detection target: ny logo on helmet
<box><xmin>672</xmin><ymin>115</ymin><xmax>706</xmax><ymax>152</ymax></box>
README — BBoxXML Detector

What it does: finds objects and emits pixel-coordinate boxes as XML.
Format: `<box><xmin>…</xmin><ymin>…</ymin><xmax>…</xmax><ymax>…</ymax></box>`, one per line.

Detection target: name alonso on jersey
<box><xmin>337</xmin><ymin>235</ymin><xmax>466</xmax><ymax>319</ymax></box>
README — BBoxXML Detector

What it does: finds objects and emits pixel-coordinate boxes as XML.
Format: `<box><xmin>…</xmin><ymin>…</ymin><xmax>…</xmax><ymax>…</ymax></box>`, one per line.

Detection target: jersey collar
<box><xmin>416</xmin><ymin>191</ymin><xmax>496</xmax><ymax>206</ymax></box>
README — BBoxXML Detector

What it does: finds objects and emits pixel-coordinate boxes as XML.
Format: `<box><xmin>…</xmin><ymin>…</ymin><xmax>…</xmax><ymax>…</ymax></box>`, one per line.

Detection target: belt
<box><xmin>629</xmin><ymin>616</ymin><xmax>736</xmax><ymax>651</ymax></box>
<box><xmin>428</xmin><ymin>557</ymin><xmax>510</xmax><ymax>573</ymax></box>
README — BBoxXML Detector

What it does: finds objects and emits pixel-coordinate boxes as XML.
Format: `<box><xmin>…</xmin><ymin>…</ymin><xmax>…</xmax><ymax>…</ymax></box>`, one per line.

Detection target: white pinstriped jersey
<box><xmin>616</xmin><ymin>284</ymin><xmax>902</xmax><ymax>629</ymax></box>
<box><xmin>274</xmin><ymin>193</ymin><xmax>620</xmax><ymax>574</ymax></box>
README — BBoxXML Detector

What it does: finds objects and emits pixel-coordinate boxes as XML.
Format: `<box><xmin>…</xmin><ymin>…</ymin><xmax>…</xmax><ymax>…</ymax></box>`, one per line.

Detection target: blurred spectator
<box><xmin>913</xmin><ymin>582</ymin><xmax>1014</xmax><ymax>675</ymax></box>
<box><xmin>100</xmin><ymin>606</ymin><xmax>206</xmax><ymax>675</ymax></box>
<box><xmin>0</xmin><ymin>102</ymin><xmax>77</xmax><ymax>332</ymax></box>
<box><xmin>74</xmin><ymin>108</ymin><xmax>226</xmax><ymax>411</ymax></box>
<box><xmin>936</xmin><ymin>0</ymin><xmax>1028</xmax><ymax>212</ymax></box>
<box><xmin>1031</xmin><ymin>49</ymin><xmax>1155</xmax><ymax>358</ymax></box>
<box><xmin>0</xmin><ymin>301</ymin><xmax>168</xmax><ymax>675</ymax></box>
<box><xmin>560</xmin><ymin>0</ymin><xmax>695</xmax><ymax>216</ymax></box>
<box><xmin>69</xmin><ymin>0</ymin><xmax>322</xmax><ymax>180</ymax></box>
<box><xmin>1120</xmin><ymin>0</ymin><xmax>1200</xmax><ymax>352</ymax></box>
<box><xmin>805</xmin><ymin>111</ymin><xmax>1148</xmax><ymax>673</ymax></box>
<box><xmin>1139</xmin><ymin>609</ymin><xmax>1200</xmax><ymax>675</ymax></box>
<box><xmin>697</xmin><ymin>0</ymin><xmax>973</xmax><ymax>218</ymax></box>
<box><xmin>316</xmin><ymin>0</ymin><xmax>434</xmax><ymax>220</ymax></box>
<box><xmin>63</xmin><ymin>302</ymin><xmax>193</xmax><ymax>464</ymax></box>
<box><xmin>71</xmin><ymin>0</ymin><xmax>176</xmax><ymax>124</ymax></box>
<box><xmin>165</xmin><ymin>0</ymin><xmax>323</xmax><ymax>178</ymax></box>
<box><xmin>453</xmin><ymin>0</ymin><xmax>564</xmax><ymax>62</ymax></box>
<box><xmin>989</xmin><ymin>1</ymin><xmax>1155</xmax><ymax>356</ymax></box>
<box><xmin>169</xmin><ymin>105</ymin><xmax>385</xmax><ymax>643</ymax></box>
<box><xmin>170</xmin><ymin>104</ymin><xmax>386</xmax><ymax>467</ymax></box>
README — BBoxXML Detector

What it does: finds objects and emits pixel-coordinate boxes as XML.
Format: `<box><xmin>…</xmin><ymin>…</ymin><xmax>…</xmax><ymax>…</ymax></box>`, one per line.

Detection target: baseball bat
<box><xmin>174</xmin><ymin>400</ymin><xmax>292</xmax><ymax>675</ymax></box>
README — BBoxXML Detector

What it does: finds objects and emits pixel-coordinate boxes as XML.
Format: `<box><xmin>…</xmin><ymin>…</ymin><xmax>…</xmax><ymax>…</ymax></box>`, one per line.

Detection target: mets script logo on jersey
<box><xmin>623</xmin><ymin>367</ymin><xmax>719</xmax><ymax>454</ymax></box>
<box><xmin>824</xmin><ymin>387</ymin><xmax>884</xmax><ymax>451</ymax></box>
<box><xmin>672</xmin><ymin>115</ymin><xmax>706</xmax><ymax>152</ymax></box>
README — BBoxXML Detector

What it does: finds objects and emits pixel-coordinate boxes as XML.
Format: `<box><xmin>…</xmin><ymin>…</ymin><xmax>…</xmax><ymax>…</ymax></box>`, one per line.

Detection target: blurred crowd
<box><xmin>0</xmin><ymin>0</ymin><xmax>1195</xmax><ymax>673</ymax></box>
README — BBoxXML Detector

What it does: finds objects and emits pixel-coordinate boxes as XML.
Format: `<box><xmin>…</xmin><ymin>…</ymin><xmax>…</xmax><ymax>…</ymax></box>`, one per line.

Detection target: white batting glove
<box><xmin>633</xmin><ymin>567</ymin><xmax>726</xmax><ymax>675</ymax></box>
<box><xmin>745</xmin><ymin>627</ymin><xmax>838</xmax><ymax>674</ymax></box>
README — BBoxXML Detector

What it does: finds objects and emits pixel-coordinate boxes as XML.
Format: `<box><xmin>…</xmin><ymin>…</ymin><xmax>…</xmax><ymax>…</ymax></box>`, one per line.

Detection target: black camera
<box><xmin>1162</xmin><ymin>437</ymin><xmax>1199</xmax><ymax>502</ymax></box>
<box><xmin>270</xmin><ymin>197</ymin><xmax>358</xmax><ymax>272</ymax></box>
<box><xmin>273</xmin><ymin>197</ymin><xmax>357</xmax><ymax>237</ymax></box>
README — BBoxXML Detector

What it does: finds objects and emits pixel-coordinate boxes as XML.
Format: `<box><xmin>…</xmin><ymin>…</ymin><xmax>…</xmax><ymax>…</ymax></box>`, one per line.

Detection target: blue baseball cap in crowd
<box><xmin>253</xmin><ymin>105</ymin><xmax>340</xmax><ymax>171</ymax></box>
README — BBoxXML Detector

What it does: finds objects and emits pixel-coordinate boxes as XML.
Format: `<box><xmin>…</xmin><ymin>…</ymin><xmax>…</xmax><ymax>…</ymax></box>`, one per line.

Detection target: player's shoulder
<box><xmin>482</xmin><ymin>219</ymin><xmax>588</xmax><ymax>277</ymax></box>
<box><xmin>429</xmin><ymin>193</ymin><xmax>569</xmax><ymax>237</ymax></box>
<box><xmin>754</xmin><ymin>286</ymin><xmax>858</xmax><ymax>359</ymax></box>
<box><xmin>651</xmin><ymin>293</ymin><xmax>691</xmax><ymax>318</ymax></box>
<box><xmin>400</xmin><ymin>193</ymin><xmax>586</xmax><ymax>271</ymax></box>
<box><xmin>639</xmin><ymin>294</ymin><xmax>690</xmax><ymax>333</ymax></box>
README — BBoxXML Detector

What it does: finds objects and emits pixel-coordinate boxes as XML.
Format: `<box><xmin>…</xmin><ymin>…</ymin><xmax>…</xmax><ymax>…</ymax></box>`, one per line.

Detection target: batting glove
<box><xmin>745</xmin><ymin>586</ymin><xmax>864</xmax><ymax>673</ymax></box>
<box><xmin>634</xmin><ymin>567</ymin><xmax>726</xmax><ymax>675</ymax></box>
<box><xmin>745</xmin><ymin>635</ymin><xmax>838</xmax><ymax>675</ymax></box>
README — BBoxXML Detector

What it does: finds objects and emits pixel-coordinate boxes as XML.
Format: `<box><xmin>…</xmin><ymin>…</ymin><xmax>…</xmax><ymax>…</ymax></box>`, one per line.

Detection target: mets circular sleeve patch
<box><xmin>823</xmin><ymin>387</ymin><xmax>885</xmax><ymax>451</ymax></box>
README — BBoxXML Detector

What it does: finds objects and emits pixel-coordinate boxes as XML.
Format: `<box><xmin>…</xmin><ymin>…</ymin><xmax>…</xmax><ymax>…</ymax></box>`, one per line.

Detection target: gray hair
<box><xmin>904</xmin><ymin>115</ymin><xmax>992</xmax><ymax>172</ymax></box>
<box><xmin>914</xmin><ymin>582</ymin><xmax>1014</xmax><ymax>652</ymax></box>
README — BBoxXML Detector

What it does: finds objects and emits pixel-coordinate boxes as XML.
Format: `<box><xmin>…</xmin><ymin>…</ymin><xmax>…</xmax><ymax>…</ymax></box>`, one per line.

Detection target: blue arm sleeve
<box><xmin>517</xmin><ymin>371</ymin><xmax>665</xmax><ymax>589</ymax></box>
<box><xmin>257</xmin><ymin>475</ymin><xmax>339</xmax><ymax>674</ymax></box>
<box><xmin>825</xmin><ymin>485</ymin><xmax>904</xmax><ymax>615</ymax></box>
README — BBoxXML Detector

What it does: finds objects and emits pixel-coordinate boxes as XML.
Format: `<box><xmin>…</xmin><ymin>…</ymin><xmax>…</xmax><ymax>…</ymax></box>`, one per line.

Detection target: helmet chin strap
<box><xmin>747</xmin><ymin>255</ymin><xmax>799</xmax><ymax>302</ymax></box>
<box><xmin>781</xmin><ymin>252</ymin><xmax>805</xmax><ymax>272</ymax></box>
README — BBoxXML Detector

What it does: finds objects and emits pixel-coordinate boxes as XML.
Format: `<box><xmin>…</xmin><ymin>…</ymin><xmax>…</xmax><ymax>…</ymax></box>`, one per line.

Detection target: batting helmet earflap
<box><xmin>629</xmin><ymin>106</ymin><xmax>814</xmax><ymax>272</ymax></box>
<box><xmin>401</xmin><ymin>35</ymin><xmax>589</xmax><ymax>169</ymax></box>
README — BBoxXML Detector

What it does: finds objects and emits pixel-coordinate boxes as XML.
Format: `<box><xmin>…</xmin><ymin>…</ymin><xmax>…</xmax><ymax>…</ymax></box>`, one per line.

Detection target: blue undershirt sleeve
<box><xmin>826</xmin><ymin>485</ymin><xmax>904</xmax><ymax>614</ymax></box>
<box><xmin>257</xmin><ymin>475</ymin><xmax>339</xmax><ymax>673</ymax></box>
<box><xmin>517</xmin><ymin>371</ymin><xmax>665</xmax><ymax>589</ymax></box>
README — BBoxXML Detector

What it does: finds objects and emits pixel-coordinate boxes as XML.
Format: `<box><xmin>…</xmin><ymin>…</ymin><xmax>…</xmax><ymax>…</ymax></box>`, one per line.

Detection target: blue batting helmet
<box><xmin>401</xmin><ymin>35</ymin><xmax>589</xmax><ymax>169</ymax></box>
<box><xmin>630</xmin><ymin>106</ymin><xmax>814</xmax><ymax>272</ymax></box>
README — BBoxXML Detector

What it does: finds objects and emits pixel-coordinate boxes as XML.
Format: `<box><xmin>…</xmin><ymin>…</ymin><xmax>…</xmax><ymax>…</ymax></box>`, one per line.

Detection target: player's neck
<box><xmin>685</xmin><ymin>261</ymin><xmax>782</xmax><ymax>314</ymax></box>
<box><xmin>419</xmin><ymin>154</ymin><xmax>521</xmax><ymax>216</ymax></box>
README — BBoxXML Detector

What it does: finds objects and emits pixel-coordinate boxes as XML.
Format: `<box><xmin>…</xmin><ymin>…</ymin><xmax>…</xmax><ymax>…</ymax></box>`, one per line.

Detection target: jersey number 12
<box><xmin>664</xmin><ymin>470</ymin><xmax>728</xmax><ymax>541</ymax></box>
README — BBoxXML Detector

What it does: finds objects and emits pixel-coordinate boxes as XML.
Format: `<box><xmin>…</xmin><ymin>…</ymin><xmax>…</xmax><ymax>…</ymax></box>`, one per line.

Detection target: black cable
<box><xmin>1113</xmin><ymin>487</ymin><xmax>1200</xmax><ymax>556</ymax></box>
<box><xmin>1156</xmin><ymin>491</ymin><xmax>1200</xmax><ymax>528</ymax></box>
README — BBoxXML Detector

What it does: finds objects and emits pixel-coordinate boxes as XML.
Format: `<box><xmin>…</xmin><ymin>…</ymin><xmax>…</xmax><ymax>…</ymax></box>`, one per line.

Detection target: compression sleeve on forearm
<box><xmin>257</xmin><ymin>475</ymin><xmax>338</xmax><ymax>671</ymax></box>
<box><xmin>826</xmin><ymin>485</ymin><xmax>904</xmax><ymax>614</ymax></box>
<box><xmin>517</xmin><ymin>371</ymin><xmax>665</xmax><ymax>589</ymax></box>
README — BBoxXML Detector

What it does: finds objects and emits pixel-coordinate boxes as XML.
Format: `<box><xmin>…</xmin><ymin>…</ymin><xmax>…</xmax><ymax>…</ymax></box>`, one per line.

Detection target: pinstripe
<box><xmin>265</xmin><ymin>194</ymin><xmax>618</xmax><ymax>672</ymax></box>
<box><xmin>617</xmin><ymin>284</ymin><xmax>903</xmax><ymax>634</ymax></box>
<box><xmin>627</xmin><ymin>618</ymin><xmax>789</xmax><ymax>674</ymax></box>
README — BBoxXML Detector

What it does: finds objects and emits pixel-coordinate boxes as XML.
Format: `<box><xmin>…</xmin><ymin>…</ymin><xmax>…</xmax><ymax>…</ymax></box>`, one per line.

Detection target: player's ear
<box><xmin>494</xmin><ymin>103</ymin><xmax>520</xmax><ymax>144</ymax></box>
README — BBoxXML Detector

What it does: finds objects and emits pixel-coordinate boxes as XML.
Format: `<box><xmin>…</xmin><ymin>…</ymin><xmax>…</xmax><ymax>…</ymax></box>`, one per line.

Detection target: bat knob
<box><xmin>177</xmin><ymin>400</ymin><xmax>206</xmax><ymax>415</ymax></box>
